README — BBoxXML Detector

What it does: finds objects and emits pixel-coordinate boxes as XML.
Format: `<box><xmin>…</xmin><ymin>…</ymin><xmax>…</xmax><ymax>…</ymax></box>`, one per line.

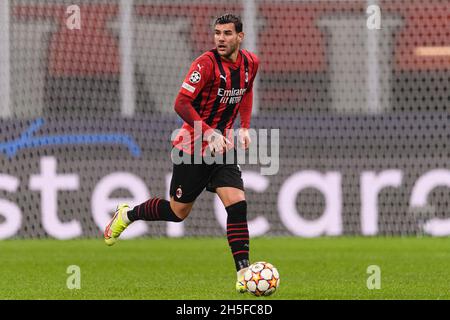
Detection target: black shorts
<box><xmin>169</xmin><ymin>149</ymin><xmax>244</xmax><ymax>203</ymax></box>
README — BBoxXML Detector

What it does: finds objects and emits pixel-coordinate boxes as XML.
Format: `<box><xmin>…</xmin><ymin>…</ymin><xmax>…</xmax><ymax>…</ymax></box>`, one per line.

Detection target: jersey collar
<box><xmin>217</xmin><ymin>50</ymin><xmax>242</xmax><ymax>68</ymax></box>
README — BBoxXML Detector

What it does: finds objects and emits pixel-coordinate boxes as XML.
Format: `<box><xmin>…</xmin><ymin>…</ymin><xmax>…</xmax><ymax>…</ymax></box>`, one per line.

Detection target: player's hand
<box><xmin>238</xmin><ymin>128</ymin><xmax>251</xmax><ymax>150</ymax></box>
<box><xmin>206</xmin><ymin>130</ymin><xmax>231</xmax><ymax>155</ymax></box>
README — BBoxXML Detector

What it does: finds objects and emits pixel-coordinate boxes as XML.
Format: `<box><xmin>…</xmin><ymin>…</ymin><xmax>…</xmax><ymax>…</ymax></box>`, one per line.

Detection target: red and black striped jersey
<box><xmin>173</xmin><ymin>48</ymin><xmax>259</xmax><ymax>154</ymax></box>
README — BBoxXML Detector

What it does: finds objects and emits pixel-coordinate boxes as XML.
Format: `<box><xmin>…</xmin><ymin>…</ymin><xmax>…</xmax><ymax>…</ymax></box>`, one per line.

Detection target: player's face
<box><xmin>214</xmin><ymin>23</ymin><xmax>244</xmax><ymax>59</ymax></box>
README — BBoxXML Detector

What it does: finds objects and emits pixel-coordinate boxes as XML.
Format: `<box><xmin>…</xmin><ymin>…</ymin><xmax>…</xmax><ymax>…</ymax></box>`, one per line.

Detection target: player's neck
<box><xmin>220</xmin><ymin>50</ymin><xmax>240</xmax><ymax>63</ymax></box>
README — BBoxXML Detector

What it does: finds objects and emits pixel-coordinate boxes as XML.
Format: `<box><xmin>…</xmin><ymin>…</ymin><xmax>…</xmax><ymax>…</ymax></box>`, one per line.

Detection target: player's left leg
<box><xmin>104</xmin><ymin>150</ymin><xmax>208</xmax><ymax>246</ymax></box>
<box><xmin>216</xmin><ymin>186</ymin><xmax>250</xmax><ymax>293</ymax></box>
<box><xmin>104</xmin><ymin>199</ymin><xmax>189</xmax><ymax>246</ymax></box>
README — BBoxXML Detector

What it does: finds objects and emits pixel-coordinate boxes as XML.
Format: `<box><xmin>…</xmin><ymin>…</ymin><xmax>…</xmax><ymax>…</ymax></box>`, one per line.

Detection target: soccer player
<box><xmin>104</xmin><ymin>13</ymin><xmax>259</xmax><ymax>293</ymax></box>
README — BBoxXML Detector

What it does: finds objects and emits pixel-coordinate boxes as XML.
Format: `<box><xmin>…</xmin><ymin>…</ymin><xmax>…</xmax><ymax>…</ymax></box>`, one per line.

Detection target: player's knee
<box><xmin>172</xmin><ymin>207</ymin><xmax>190</xmax><ymax>221</ymax></box>
<box><xmin>170</xmin><ymin>200</ymin><xmax>193</xmax><ymax>221</ymax></box>
<box><xmin>225</xmin><ymin>200</ymin><xmax>247</xmax><ymax>217</ymax></box>
<box><xmin>217</xmin><ymin>187</ymin><xmax>246</xmax><ymax>207</ymax></box>
<box><xmin>228</xmin><ymin>195</ymin><xmax>246</xmax><ymax>207</ymax></box>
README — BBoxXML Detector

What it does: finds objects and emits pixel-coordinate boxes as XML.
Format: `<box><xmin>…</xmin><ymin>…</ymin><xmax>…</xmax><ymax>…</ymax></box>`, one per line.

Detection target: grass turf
<box><xmin>0</xmin><ymin>237</ymin><xmax>449</xmax><ymax>300</ymax></box>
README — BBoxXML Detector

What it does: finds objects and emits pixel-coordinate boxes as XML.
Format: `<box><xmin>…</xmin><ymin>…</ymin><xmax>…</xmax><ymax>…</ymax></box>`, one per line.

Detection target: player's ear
<box><xmin>238</xmin><ymin>32</ymin><xmax>244</xmax><ymax>43</ymax></box>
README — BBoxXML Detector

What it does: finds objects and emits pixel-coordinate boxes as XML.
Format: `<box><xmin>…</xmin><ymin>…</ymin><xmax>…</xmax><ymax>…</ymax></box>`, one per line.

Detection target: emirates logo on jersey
<box><xmin>217</xmin><ymin>88</ymin><xmax>247</xmax><ymax>104</ymax></box>
<box><xmin>189</xmin><ymin>71</ymin><xmax>201</xmax><ymax>84</ymax></box>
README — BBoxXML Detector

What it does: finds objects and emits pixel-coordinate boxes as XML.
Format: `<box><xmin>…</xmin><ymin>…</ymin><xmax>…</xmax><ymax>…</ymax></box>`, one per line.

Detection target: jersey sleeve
<box><xmin>174</xmin><ymin>93</ymin><xmax>213</xmax><ymax>134</ymax></box>
<box><xmin>247</xmin><ymin>53</ymin><xmax>260</xmax><ymax>91</ymax></box>
<box><xmin>239</xmin><ymin>53</ymin><xmax>260</xmax><ymax>128</ymax></box>
<box><xmin>179</xmin><ymin>55</ymin><xmax>214</xmax><ymax>99</ymax></box>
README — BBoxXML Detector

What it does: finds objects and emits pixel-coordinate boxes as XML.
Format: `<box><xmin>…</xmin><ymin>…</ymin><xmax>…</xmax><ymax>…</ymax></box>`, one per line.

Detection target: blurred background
<box><xmin>0</xmin><ymin>0</ymin><xmax>449</xmax><ymax>239</ymax></box>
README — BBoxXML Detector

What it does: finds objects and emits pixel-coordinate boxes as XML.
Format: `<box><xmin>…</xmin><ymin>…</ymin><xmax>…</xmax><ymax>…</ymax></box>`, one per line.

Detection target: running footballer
<box><xmin>104</xmin><ymin>13</ymin><xmax>259</xmax><ymax>293</ymax></box>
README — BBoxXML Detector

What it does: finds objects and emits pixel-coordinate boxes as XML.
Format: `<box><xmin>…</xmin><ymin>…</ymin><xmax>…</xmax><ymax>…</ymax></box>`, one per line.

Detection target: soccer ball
<box><xmin>244</xmin><ymin>261</ymin><xmax>280</xmax><ymax>296</ymax></box>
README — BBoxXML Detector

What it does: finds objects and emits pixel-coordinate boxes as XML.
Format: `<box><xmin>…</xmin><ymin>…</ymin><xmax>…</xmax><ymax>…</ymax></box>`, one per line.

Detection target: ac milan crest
<box><xmin>176</xmin><ymin>187</ymin><xmax>183</xmax><ymax>198</ymax></box>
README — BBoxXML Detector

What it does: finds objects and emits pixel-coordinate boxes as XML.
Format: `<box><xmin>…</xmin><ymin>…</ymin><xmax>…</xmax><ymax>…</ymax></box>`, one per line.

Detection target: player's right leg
<box><xmin>216</xmin><ymin>187</ymin><xmax>249</xmax><ymax>293</ymax></box>
<box><xmin>212</xmin><ymin>161</ymin><xmax>249</xmax><ymax>293</ymax></box>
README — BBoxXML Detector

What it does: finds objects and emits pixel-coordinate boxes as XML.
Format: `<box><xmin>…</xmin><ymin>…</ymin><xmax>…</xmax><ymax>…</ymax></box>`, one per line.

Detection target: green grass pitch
<box><xmin>0</xmin><ymin>237</ymin><xmax>449</xmax><ymax>300</ymax></box>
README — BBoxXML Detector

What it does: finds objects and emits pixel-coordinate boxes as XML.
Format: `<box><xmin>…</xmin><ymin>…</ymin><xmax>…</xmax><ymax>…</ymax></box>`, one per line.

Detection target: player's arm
<box><xmin>174</xmin><ymin>94</ymin><xmax>230</xmax><ymax>153</ymax></box>
<box><xmin>174</xmin><ymin>94</ymin><xmax>212</xmax><ymax>134</ymax></box>
<box><xmin>238</xmin><ymin>55</ymin><xmax>259</xmax><ymax>150</ymax></box>
<box><xmin>174</xmin><ymin>56</ymin><xmax>213</xmax><ymax>132</ymax></box>
<box><xmin>238</xmin><ymin>91</ymin><xmax>252</xmax><ymax>150</ymax></box>
<box><xmin>174</xmin><ymin>57</ymin><xmax>230</xmax><ymax>153</ymax></box>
